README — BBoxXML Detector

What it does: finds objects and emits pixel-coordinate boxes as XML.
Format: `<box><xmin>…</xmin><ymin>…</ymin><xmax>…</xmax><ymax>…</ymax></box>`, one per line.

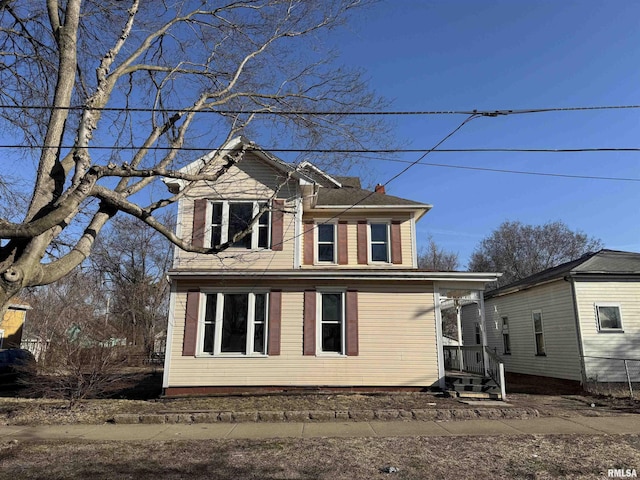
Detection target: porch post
<box><xmin>479</xmin><ymin>292</ymin><xmax>489</xmax><ymax>377</ymax></box>
<box><xmin>456</xmin><ymin>303</ymin><xmax>464</xmax><ymax>371</ymax></box>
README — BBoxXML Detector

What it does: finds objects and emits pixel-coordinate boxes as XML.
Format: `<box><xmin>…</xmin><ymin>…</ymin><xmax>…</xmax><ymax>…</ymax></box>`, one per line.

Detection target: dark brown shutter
<box><xmin>183</xmin><ymin>289</ymin><xmax>200</xmax><ymax>356</ymax></box>
<box><xmin>357</xmin><ymin>221</ymin><xmax>367</xmax><ymax>264</ymax></box>
<box><xmin>303</xmin><ymin>221</ymin><xmax>314</xmax><ymax>265</ymax></box>
<box><xmin>346</xmin><ymin>290</ymin><xmax>359</xmax><ymax>356</ymax></box>
<box><xmin>268</xmin><ymin>290</ymin><xmax>282</xmax><ymax>355</ymax></box>
<box><xmin>192</xmin><ymin>199</ymin><xmax>208</xmax><ymax>248</ymax></box>
<box><xmin>338</xmin><ymin>221</ymin><xmax>348</xmax><ymax>265</ymax></box>
<box><xmin>391</xmin><ymin>221</ymin><xmax>402</xmax><ymax>264</ymax></box>
<box><xmin>303</xmin><ymin>290</ymin><xmax>316</xmax><ymax>355</ymax></box>
<box><xmin>271</xmin><ymin>199</ymin><xmax>284</xmax><ymax>251</ymax></box>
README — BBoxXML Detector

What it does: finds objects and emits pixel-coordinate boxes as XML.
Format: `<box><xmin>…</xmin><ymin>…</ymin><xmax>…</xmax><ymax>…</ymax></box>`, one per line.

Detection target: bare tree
<box><xmin>417</xmin><ymin>236</ymin><xmax>459</xmax><ymax>271</ymax></box>
<box><xmin>469</xmin><ymin>220</ymin><xmax>604</xmax><ymax>287</ymax></box>
<box><xmin>91</xmin><ymin>215</ymin><xmax>172</xmax><ymax>358</ymax></box>
<box><xmin>0</xmin><ymin>0</ymin><xmax>389</xmax><ymax>313</ymax></box>
<box><xmin>22</xmin><ymin>268</ymin><xmax>147</xmax><ymax>406</ymax></box>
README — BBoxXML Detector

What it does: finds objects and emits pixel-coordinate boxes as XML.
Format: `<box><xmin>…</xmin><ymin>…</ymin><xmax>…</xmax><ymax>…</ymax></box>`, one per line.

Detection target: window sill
<box><xmin>196</xmin><ymin>354</ymin><xmax>269</xmax><ymax>358</ymax></box>
<box><xmin>597</xmin><ymin>329</ymin><xmax>624</xmax><ymax>333</ymax></box>
<box><xmin>315</xmin><ymin>352</ymin><xmax>346</xmax><ymax>358</ymax></box>
<box><xmin>503</xmin><ymin>352</ymin><xmax>511</xmax><ymax>356</ymax></box>
<box><xmin>535</xmin><ymin>353</ymin><xmax>547</xmax><ymax>357</ymax></box>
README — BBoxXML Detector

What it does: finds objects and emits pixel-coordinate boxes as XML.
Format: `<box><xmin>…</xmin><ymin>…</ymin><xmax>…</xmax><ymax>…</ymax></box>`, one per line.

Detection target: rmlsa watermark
<box><xmin>608</xmin><ymin>468</ymin><xmax>637</xmax><ymax>478</ymax></box>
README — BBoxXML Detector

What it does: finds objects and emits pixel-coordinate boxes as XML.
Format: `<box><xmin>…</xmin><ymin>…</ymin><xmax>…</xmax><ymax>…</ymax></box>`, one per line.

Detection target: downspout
<box><xmin>566</xmin><ymin>275</ymin><xmax>588</xmax><ymax>385</ymax></box>
<box><xmin>433</xmin><ymin>284</ymin><xmax>446</xmax><ymax>390</ymax></box>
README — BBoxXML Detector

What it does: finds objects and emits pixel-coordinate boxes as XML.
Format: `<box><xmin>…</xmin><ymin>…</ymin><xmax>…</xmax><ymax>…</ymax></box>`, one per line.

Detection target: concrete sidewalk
<box><xmin>1</xmin><ymin>415</ymin><xmax>639</xmax><ymax>442</ymax></box>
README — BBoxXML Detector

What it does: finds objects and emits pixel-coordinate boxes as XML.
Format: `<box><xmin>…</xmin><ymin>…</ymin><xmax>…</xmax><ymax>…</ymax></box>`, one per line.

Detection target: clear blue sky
<box><xmin>331</xmin><ymin>0</ymin><xmax>640</xmax><ymax>266</ymax></box>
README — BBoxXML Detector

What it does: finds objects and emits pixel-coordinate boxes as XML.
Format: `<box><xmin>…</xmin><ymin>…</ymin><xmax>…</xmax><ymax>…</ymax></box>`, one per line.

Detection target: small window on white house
<box><xmin>317</xmin><ymin>223</ymin><xmax>336</xmax><ymax>263</ymax></box>
<box><xmin>369</xmin><ymin>223</ymin><xmax>390</xmax><ymax>262</ymax></box>
<box><xmin>201</xmin><ymin>292</ymin><xmax>268</xmax><ymax>355</ymax></box>
<box><xmin>596</xmin><ymin>304</ymin><xmax>623</xmax><ymax>331</ymax></box>
<box><xmin>474</xmin><ymin>322</ymin><xmax>481</xmax><ymax>345</ymax></box>
<box><xmin>210</xmin><ymin>201</ymin><xmax>270</xmax><ymax>249</ymax></box>
<box><xmin>319</xmin><ymin>292</ymin><xmax>344</xmax><ymax>354</ymax></box>
<box><xmin>532</xmin><ymin>310</ymin><xmax>546</xmax><ymax>356</ymax></box>
<box><xmin>502</xmin><ymin>316</ymin><xmax>511</xmax><ymax>354</ymax></box>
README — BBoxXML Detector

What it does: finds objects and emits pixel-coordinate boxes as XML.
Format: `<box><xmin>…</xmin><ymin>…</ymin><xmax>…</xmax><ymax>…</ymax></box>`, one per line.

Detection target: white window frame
<box><xmin>198</xmin><ymin>290</ymin><xmax>269</xmax><ymax>357</ymax></box>
<box><xmin>316</xmin><ymin>290</ymin><xmax>346</xmax><ymax>356</ymax></box>
<box><xmin>532</xmin><ymin>309</ymin><xmax>546</xmax><ymax>356</ymax></box>
<box><xmin>368</xmin><ymin>221</ymin><xmax>391</xmax><ymax>264</ymax></box>
<box><xmin>595</xmin><ymin>303</ymin><xmax>624</xmax><ymax>332</ymax></box>
<box><xmin>315</xmin><ymin>222</ymin><xmax>337</xmax><ymax>264</ymax></box>
<box><xmin>0</xmin><ymin>329</ymin><xmax>4</xmax><ymax>349</ymax></box>
<box><xmin>501</xmin><ymin>316</ymin><xmax>511</xmax><ymax>354</ymax></box>
<box><xmin>208</xmin><ymin>200</ymin><xmax>271</xmax><ymax>250</ymax></box>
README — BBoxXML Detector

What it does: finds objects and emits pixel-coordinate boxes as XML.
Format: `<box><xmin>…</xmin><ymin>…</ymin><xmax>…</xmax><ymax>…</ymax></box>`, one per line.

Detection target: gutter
<box><xmin>168</xmin><ymin>269</ymin><xmax>501</xmax><ymax>284</ymax></box>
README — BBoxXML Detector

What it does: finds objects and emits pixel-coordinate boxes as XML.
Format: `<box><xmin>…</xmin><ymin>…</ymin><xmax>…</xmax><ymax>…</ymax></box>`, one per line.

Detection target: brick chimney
<box><xmin>374</xmin><ymin>183</ymin><xmax>385</xmax><ymax>194</ymax></box>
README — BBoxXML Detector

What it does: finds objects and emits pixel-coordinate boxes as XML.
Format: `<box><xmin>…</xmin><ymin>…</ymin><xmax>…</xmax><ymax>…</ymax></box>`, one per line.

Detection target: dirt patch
<box><xmin>1</xmin><ymin>435</ymin><xmax>639</xmax><ymax>479</ymax></box>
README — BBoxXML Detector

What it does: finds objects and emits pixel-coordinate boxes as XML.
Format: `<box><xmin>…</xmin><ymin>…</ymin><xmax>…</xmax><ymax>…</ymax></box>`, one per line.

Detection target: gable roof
<box><xmin>164</xmin><ymin>137</ymin><xmax>432</xmax><ymax>216</ymax></box>
<box><xmin>486</xmin><ymin>249</ymin><xmax>640</xmax><ymax>298</ymax></box>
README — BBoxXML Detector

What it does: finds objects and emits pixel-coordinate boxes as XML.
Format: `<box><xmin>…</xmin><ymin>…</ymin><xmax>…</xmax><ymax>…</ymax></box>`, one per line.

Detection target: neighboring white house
<box><xmin>461</xmin><ymin>250</ymin><xmax>640</xmax><ymax>386</ymax></box>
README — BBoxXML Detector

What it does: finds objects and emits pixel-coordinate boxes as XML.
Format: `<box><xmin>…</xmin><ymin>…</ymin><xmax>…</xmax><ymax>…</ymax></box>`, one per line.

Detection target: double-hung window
<box><xmin>369</xmin><ymin>223</ymin><xmax>390</xmax><ymax>263</ymax></box>
<box><xmin>596</xmin><ymin>304</ymin><xmax>623</xmax><ymax>332</ymax></box>
<box><xmin>209</xmin><ymin>201</ymin><xmax>270</xmax><ymax>249</ymax></box>
<box><xmin>532</xmin><ymin>309</ymin><xmax>545</xmax><ymax>356</ymax></box>
<box><xmin>502</xmin><ymin>316</ymin><xmax>511</xmax><ymax>354</ymax></box>
<box><xmin>201</xmin><ymin>292</ymin><xmax>268</xmax><ymax>355</ymax></box>
<box><xmin>317</xmin><ymin>223</ymin><xmax>336</xmax><ymax>263</ymax></box>
<box><xmin>318</xmin><ymin>292</ymin><xmax>344</xmax><ymax>354</ymax></box>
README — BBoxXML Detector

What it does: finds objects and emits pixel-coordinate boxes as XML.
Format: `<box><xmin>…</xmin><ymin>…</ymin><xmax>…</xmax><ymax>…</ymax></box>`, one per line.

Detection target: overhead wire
<box><xmin>1</xmin><ymin>103</ymin><xmax>640</xmax><ymax>115</ymax></box>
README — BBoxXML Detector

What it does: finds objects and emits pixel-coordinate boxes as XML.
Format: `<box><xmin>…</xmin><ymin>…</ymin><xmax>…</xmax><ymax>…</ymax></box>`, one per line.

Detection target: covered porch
<box><xmin>435</xmin><ymin>286</ymin><xmax>506</xmax><ymax>400</ymax></box>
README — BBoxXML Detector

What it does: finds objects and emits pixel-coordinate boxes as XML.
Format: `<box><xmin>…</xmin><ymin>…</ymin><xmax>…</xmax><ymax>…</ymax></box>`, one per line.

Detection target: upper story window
<box><xmin>369</xmin><ymin>223</ymin><xmax>390</xmax><ymax>263</ymax></box>
<box><xmin>210</xmin><ymin>201</ymin><xmax>270</xmax><ymax>249</ymax></box>
<box><xmin>532</xmin><ymin>309</ymin><xmax>546</xmax><ymax>356</ymax></box>
<box><xmin>596</xmin><ymin>304</ymin><xmax>623</xmax><ymax>332</ymax></box>
<box><xmin>317</xmin><ymin>223</ymin><xmax>336</xmax><ymax>263</ymax></box>
<box><xmin>201</xmin><ymin>291</ymin><xmax>267</xmax><ymax>356</ymax></box>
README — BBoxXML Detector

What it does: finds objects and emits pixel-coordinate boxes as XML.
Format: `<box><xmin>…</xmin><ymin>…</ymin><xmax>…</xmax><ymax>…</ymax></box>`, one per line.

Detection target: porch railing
<box><xmin>443</xmin><ymin>345</ymin><xmax>507</xmax><ymax>400</ymax></box>
<box><xmin>484</xmin><ymin>346</ymin><xmax>507</xmax><ymax>400</ymax></box>
<box><xmin>443</xmin><ymin>345</ymin><xmax>484</xmax><ymax>375</ymax></box>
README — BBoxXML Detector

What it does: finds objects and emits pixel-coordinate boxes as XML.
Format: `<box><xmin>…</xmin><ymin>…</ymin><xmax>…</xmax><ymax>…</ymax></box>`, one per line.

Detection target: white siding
<box><xmin>574</xmin><ymin>280</ymin><xmax>640</xmax><ymax>382</ymax></box>
<box><xmin>481</xmin><ymin>280</ymin><xmax>583</xmax><ymax>381</ymax></box>
<box><xmin>165</xmin><ymin>285</ymin><xmax>439</xmax><ymax>388</ymax></box>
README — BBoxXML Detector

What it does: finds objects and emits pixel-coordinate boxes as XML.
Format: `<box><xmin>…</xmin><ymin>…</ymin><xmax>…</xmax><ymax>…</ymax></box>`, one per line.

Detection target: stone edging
<box><xmin>111</xmin><ymin>407</ymin><xmax>539</xmax><ymax>425</ymax></box>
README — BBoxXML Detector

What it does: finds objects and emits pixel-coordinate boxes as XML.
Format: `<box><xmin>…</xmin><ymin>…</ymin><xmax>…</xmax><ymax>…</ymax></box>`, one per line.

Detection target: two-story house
<box><xmin>161</xmin><ymin>137</ymin><xmax>499</xmax><ymax>396</ymax></box>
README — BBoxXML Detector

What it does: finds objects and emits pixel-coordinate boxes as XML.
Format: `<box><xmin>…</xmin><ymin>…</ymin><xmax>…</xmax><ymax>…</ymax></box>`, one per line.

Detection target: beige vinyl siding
<box><xmin>174</xmin><ymin>152</ymin><xmax>298</xmax><ymax>270</ymax></box>
<box><xmin>304</xmin><ymin>217</ymin><xmax>415</xmax><ymax>269</ymax></box>
<box><xmin>483</xmin><ymin>280</ymin><xmax>582</xmax><ymax>381</ymax></box>
<box><xmin>574</xmin><ymin>279</ymin><xmax>640</xmax><ymax>382</ymax></box>
<box><xmin>165</xmin><ymin>284</ymin><xmax>439</xmax><ymax>388</ymax></box>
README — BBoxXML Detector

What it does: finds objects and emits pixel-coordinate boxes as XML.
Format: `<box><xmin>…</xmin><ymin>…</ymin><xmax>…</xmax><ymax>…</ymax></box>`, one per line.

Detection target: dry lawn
<box><xmin>1</xmin><ymin>370</ymin><xmax>638</xmax><ymax>425</ymax></box>
<box><xmin>1</xmin><ymin>434</ymin><xmax>639</xmax><ymax>479</ymax></box>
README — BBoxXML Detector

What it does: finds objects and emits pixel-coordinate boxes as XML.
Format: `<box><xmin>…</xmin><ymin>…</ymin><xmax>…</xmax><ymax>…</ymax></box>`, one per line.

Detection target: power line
<box><xmin>378</xmin><ymin>158</ymin><xmax>640</xmax><ymax>182</ymax></box>
<box><xmin>1</xmin><ymin>103</ymin><xmax>640</xmax><ymax>115</ymax></box>
<box><xmin>3</xmin><ymin>144</ymin><xmax>640</xmax><ymax>154</ymax></box>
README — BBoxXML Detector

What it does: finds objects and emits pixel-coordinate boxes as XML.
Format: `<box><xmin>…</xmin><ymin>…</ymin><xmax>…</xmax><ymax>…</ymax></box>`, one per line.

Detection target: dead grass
<box><xmin>1</xmin><ymin>435</ymin><xmax>639</xmax><ymax>479</ymax></box>
<box><xmin>1</xmin><ymin>370</ymin><xmax>639</xmax><ymax>425</ymax></box>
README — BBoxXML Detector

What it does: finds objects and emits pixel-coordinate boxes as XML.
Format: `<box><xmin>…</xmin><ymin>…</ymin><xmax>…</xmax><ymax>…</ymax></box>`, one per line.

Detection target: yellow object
<box><xmin>0</xmin><ymin>299</ymin><xmax>30</xmax><ymax>349</ymax></box>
